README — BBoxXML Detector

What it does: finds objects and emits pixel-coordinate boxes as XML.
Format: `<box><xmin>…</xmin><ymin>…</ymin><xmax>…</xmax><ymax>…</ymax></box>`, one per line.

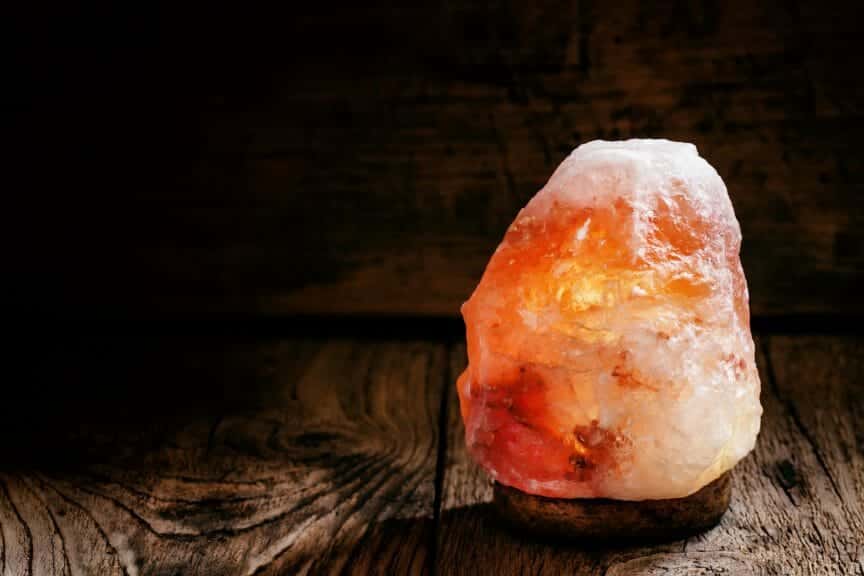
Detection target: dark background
<box><xmin>8</xmin><ymin>1</ymin><xmax>863</xmax><ymax>452</ymax></box>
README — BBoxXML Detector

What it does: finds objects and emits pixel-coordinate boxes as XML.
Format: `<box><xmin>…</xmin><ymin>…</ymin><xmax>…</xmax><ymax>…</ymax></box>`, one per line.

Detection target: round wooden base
<box><xmin>493</xmin><ymin>472</ymin><xmax>731</xmax><ymax>543</ymax></box>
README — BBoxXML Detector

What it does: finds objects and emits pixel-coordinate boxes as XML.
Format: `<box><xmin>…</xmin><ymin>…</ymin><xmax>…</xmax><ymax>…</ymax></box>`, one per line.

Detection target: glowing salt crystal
<box><xmin>457</xmin><ymin>139</ymin><xmax>762</xmax><ymax>500</ymax></box>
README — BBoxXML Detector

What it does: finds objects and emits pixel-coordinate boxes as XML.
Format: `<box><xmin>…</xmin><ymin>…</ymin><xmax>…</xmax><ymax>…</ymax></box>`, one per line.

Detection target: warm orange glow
<box><xmin>458</xmin><ymin>140</ymin><xmax>761</xmax><ymax>500</ymax></box>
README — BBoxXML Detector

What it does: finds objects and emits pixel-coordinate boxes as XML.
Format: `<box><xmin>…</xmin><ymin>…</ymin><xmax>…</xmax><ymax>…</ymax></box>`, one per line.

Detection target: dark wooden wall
<box><xmin>15</xmin><ymin>0</ymin><xmax>864</xmax><ymax>321</ymax></box>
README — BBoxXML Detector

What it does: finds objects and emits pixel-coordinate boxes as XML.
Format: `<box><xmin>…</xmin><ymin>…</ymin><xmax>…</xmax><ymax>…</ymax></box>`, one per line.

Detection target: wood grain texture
<box><xmin>0</xmin><ymin>339</ymin><xmax>446</xmax><ymax>575</ymax></box>
<box><xmin>1</xmin><ymin>335</ymin><xmax>860</xmax><ymax>574</ymax></box>
<box><xmin>23</xmin><ymin>2</ymin><xmax>863</xmax><ymax>321</ymax></box>
<box><xmin>437</xmin><ymin>337</ymin><xmax>864</xmax><ymax>575</ymax></box>
<box><xmin>232</xmin><ymin>0</ymin><xmax>864</xmax><ymax>318</ymax></box>
<box><xmin>765</xmin><ymin>335</ymin><xmax>864</xmax><ymax>564</ymax></box>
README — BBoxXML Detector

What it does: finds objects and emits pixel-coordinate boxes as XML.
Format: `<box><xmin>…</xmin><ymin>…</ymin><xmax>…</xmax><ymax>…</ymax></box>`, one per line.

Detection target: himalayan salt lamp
<box><xmin>458</xmin><ymin>139</ymin><xmax>762</xmax><ymax>540</ymax></box>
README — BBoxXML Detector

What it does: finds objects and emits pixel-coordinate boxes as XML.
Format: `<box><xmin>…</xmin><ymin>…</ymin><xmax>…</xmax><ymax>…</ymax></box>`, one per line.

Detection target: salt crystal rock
<box><xmin>458</xmin><ymin>139</ymin><xmax>762</xmax><ymax>501</ymax></box>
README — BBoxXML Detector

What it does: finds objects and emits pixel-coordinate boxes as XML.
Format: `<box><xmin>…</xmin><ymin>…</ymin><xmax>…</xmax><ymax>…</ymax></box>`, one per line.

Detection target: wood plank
<box><xmin>24</xmin><ymin>2</ymin><xmax>864</xmax><ymax>321</ymax></box>
<box><xmin>437</xmin><ymin>336</ymin><xmax>864</xmax><ymax>574</ymax></box>
<box><xmin>765</xmin><ymin>335</ymin><xmax>864</xmax><ymax>555</ymax></box>
<box><xmin>0</xmin><ymin>339</ymin><xmax>447</xmax><ymax>575</ymax></box>
<box><xmin>233</xmin><ymin>0</ymin><xmax>864</xmax><ymax>318</ymax></box>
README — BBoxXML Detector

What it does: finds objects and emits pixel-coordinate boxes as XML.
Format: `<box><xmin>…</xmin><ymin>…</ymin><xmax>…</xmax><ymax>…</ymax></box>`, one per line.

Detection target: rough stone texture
<box><xmin>458</xmin><ymin>139</ymin><xmax>762</xmax><ymax>500</ymax></box>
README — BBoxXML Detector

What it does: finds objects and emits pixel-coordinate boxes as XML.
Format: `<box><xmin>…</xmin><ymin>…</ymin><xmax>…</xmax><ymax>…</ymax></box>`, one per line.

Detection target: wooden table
<box><xmin>1</xmin><ymin>331</ymin><xmax>860</xmax><ymax>575</ymax></box>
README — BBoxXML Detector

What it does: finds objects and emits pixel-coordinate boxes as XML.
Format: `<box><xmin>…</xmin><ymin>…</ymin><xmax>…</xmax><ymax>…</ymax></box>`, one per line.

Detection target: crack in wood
<box><xmin>0</xmin><ymin>487</ymin><xmax>5</xmax><ymax>576</ymax></box>
<box><xmin>763</xmin><ymin>336</ymin><xmax>845</xmax><ymax>503</ymax></box>
<box><xmin>32</xmin><ymin>475</ymin><xmax>130</xmax><ymax>576</ymax></box>
<box><xmin>430</xmin><ymin>340</ymin><xmax>453</xmax><ymax>576</ymax></box>
<box><xmin>15</xmin><ymin>474</ymin><xmax>72</xmax><ymax>576</ymax></box>
<box><xmin>1</xmin><ymin>476</ymin><xmax>34</xmax><ymax>576</ymax></box>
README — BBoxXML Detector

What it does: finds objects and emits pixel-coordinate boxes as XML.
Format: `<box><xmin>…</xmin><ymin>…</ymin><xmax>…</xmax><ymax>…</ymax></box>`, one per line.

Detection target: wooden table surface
<box><xmin>1</xmin><ymin>331</ymin><xmax>860</xmax><ymax>575</ymax></box>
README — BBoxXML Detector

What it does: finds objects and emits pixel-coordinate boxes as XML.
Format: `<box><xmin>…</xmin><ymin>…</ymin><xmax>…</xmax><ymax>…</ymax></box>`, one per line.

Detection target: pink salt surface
<box><xmin>458</xmin><ymin>139</ymin><xmax>762</xmax><ymax>501</ymax></box>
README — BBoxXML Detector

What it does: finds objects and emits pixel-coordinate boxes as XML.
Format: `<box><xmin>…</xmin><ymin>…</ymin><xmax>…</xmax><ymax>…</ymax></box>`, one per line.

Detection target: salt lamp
<box><xmin>458</xmin><ymin>139</ymin><xmax>761</xmax><ymax>539</ymax></box>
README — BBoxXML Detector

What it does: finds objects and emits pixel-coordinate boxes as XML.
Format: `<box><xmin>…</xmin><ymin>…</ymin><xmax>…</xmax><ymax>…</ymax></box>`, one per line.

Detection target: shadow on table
<box><xmin>437</xmin><ymin>501</ymin><xmax>760</xmax><ymax>575</ymax></box>
<box><xmin>0</xmin><ymin>333</ymin><xmax>270</xmax><ymax>470</ymax></box>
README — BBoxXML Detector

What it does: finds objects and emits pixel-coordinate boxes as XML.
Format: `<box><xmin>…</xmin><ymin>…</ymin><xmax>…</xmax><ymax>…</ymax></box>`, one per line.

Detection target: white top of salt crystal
<box><xmin>575</xmin><ymin>138</ymin><xmax>698</xmax><ymax>156</ymax></box>
<box><xmin>533</xmin><ymin>138</ymin><xmax>739</xmax><ymax>240</ymax></box>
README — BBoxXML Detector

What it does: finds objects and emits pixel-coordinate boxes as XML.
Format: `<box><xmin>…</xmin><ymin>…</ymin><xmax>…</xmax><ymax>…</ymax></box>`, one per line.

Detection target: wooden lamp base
<box><xmin>493</xmin><ymin>472</ymin><xmax>731</xmax><ymax>543</ymax></box>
